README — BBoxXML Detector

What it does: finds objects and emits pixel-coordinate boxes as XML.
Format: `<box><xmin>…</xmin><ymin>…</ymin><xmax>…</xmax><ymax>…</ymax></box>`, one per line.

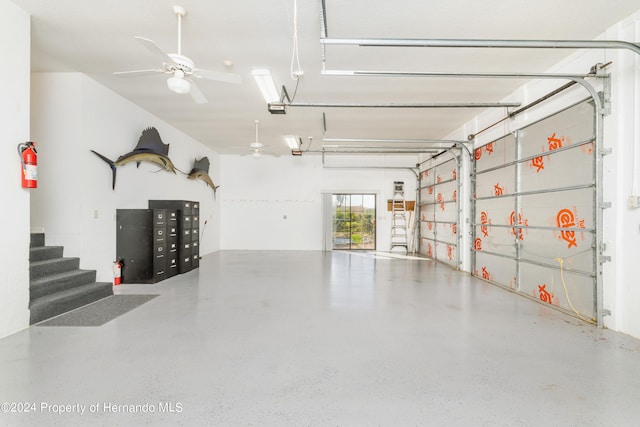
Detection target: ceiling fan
<box><xmin>113</xmin><ymin>5</ymin><xmax>242</xmax><ymax>104</ymax></box>
<box><xmin>241</xmin><ymin>120</ymin><xmax>280</xmax><ymax>158</ymax></box>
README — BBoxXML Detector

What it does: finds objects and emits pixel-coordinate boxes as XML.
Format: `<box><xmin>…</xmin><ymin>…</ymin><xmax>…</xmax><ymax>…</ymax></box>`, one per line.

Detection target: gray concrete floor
<box><xmin>1</xmin><ymin>250</ymin><xmax>640</xmax><ymax>426</ymax></box>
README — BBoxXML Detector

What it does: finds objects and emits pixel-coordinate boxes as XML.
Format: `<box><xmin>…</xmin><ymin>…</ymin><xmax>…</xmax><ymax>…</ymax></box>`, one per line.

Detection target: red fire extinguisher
<box><xmin>17</xmin><ymin>141</ymin><xmax>37</xmax><ymax>188</ymax></box>
<box><xmin>113</xmin><ymin>259</ymin><xmax>122</xmax><ymax>285</ymax></box>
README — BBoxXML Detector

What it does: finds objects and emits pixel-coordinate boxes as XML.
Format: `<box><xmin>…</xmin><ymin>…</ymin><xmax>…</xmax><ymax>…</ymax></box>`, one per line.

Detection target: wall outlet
<box><xmin>92</xmin><ymin>209</ymin><xmax>99</xmax><ymax>219</ymax></box>
<box><xmin>628</xmin><ymin>196</ymin><xmax>640</xmax><ymax>209</ymax></box>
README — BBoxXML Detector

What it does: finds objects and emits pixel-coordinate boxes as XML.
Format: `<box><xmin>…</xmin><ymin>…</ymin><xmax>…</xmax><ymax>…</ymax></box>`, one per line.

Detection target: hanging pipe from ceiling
<box><xmin>288</xmin><ymin>101</ymin><xmax>521</xmax><ymax>109</ymax></box>
<box><xmin>320</xmin><ymin>37</ymin><xmax>640</xmax><ymax>56</ymax></box>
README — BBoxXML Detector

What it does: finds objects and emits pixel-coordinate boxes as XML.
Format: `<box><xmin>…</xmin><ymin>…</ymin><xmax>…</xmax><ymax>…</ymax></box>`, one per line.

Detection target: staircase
<box><xmin>29</xmin><ymin>233</ymin><xmax>113</xmax><ymax>324</ymax></box>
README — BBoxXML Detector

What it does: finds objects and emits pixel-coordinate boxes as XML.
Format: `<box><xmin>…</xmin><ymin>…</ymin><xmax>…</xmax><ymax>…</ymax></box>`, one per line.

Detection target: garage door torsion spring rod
<box><xmin>467</xmin><ymin>62</ymin><xmax>612</xmax><ymax>141</ymax></box>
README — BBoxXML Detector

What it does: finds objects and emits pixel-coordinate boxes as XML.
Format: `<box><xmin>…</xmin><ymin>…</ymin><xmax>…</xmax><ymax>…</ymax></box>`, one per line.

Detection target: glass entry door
<box><xmin>332</xmin><ymin>194</ymin><xmax>376</xmax><ymax>250</ymax></box>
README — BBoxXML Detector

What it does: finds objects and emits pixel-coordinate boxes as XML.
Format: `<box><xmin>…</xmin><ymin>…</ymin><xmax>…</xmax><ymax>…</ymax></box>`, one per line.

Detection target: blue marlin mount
<box><xmin>90</xmin><ymin>127</ymin><xmax>180</xmax><ymax>190</ymax></box>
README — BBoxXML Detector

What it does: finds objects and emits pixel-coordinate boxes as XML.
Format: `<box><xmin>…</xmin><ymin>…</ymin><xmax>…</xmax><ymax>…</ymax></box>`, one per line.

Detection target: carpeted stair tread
<box><xmin>30</xmin><ymin>257</ymin><xmax>80</xmax><ymax>280</ymax></box>
<box><xmin>30</xmin><ymin>233</ymin><xmax>45</xmax><ymax>248</ymax></box>
<box><xmin>30</xmin><ymin>269</ymin><xmax>97</xmax><ymax>300</ymax></box>
<box><xmin>30</xmin><ymin>282</ymin><xmax>114</xmax><ymax>325</ymax></box>
<box><xmin>29</xmin><ymin>246</ymin><xmax>64</xmax><ymax>262</ymax></box>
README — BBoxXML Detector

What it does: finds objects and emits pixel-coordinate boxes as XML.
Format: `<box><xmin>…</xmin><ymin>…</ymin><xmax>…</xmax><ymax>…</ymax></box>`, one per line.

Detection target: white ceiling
<box><xmin>11</xmin><ymin>0</ymin><xmax>640</xmax><ymax>155</ymax></box>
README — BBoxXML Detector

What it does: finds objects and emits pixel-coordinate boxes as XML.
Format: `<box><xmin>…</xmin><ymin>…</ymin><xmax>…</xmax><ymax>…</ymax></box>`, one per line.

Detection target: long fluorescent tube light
<box><xmin>251</xmin><ymin>69</ymin><xmax>280</xmax><ymax>103</ymax></box>
<box><xmin>284</xmin><ymin>135</ymin><xmax>299</xmax><ymax>149</ymax></box>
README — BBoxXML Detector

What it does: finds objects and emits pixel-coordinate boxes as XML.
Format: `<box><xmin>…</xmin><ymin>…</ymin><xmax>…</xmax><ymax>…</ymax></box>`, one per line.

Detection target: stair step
<box><xmin>29</xmin><ymin>246</ymin><xmax>64</xmax><ymax>262</ymax></box>
<box><xmin>30</xmin><ymin>282</ymin><xmax>113</xmax><ymax>325</ymax></box>
<box><xmin>30</xmin><ymin>233</ymin><xmax>45</xmax><ymax>248</ymax></box>
<box><xmin>30</xmin><ymin>257</ymin><xmax>80</xmax><ymax>281</ymax></box>
<box><xmin>30</xmin><ymin>269</ymin><xmax>97</xmax><ymax>300</ymax></box>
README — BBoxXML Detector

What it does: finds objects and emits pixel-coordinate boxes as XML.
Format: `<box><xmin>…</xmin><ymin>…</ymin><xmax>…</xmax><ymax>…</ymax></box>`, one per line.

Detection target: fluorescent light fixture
<box><xmin>251</xmin><ymin>69</ymin><xmax>280</xmax><ymax>103</ymax></box>
<box><xmin>284</xmin><ymin>135</ymin><xmax>299</xmax><ymax>149</ymax></box>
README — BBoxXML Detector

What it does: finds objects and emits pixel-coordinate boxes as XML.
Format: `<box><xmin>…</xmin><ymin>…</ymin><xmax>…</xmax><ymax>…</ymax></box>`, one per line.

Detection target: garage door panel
<box><xmin>520</xmin><ymin>144</ymin><xmax>594</xmax><ymax>193</ymax></box>
<box><xmin>437</xmin><ymin>222</ymin><xmax>458</xmax><ymax>244</ymax></box>
<box><xmin>473</xmin><ymin>225</ymin><xmax>516</xmax><ymax>257</ymax></box>
<box><xmin>519</xmin><ymin>100</ymin><xmax>595</xmax><ymax>159</ymax></box>
<box><xmin>435</xmin><ymin>180</ymin><xmax>458</xmax><ymax>203</ymax></box>
<box><xmin>519</xmin><ymin>263</ymin><xmax>595</xmax><ymax>319</ymax></box>
<box><xmin>519</xmin><ymin>229</ymin><xmax>594</xmax><ymax>274</ymax></box>
<box><xmin>436</xmin><ymin>161</ymin><xmax>457</xmax><ymax>183</ymax></box>
<box><xmin>475</xmin><ymin>197</ymin><xmax>516</xmax><ymax>226</ymax></box>
<box><xmin>420</xmin><ymin>221</ymin><xmax>436</xmax><ymax>239</ymax></box>
<box><xmin>419</xmin><ymin>169</ymin><xmax>435</xmax><ymax>187</ymax></box>
<box><xmin>420</xmin><ymin>186</ymin><xmax>435</xmax><ymax>203</ymax></box>
<box><xmin>420</xmin><ymin>203</ymin><xmax>436</xmax><ymax>221</ymax></box>
<box><xmin>476</xmin><ymin>165</ymin><xmax>516</xmax><ymax>199</ymax></box>
<box><xmin>436</xmin><ymin>203</ymin><xmax>458</xmax><ymax>223</ymax></box>
<box><xmin>475</xmin><ymin>134</ymin><xmax>516</xmax><ymax>172</ymax></box>
<box><xmin>518</xmin><ymin>189</ymin><xmax>593</xmax><ymax>230</ymax></box>
<box><xmin>475</xmin><ymin>252</ymin><xmax>517</xmax><ymax>289</ymax></box>
<box><xmin>420</xmin><ymin>238</ymin><xmax>436</xmax><ymax>258</ymax></box>
<box><xmin>435</xmin><ymin>242</ymin><xmax>458</xmax><ymax>267</ymax></box>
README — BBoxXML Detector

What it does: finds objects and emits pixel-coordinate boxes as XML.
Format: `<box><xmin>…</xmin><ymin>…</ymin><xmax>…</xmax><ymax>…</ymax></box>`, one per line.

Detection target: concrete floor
<box><xmin>1</xmin><ymin>250</ymin><xmax>640</xmax><ymax>426</ymax></box>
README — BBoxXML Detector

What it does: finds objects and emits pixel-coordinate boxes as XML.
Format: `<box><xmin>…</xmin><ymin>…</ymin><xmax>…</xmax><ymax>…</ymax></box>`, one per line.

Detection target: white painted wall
<box><xmin>220</xmin><ymin>154</ymin><xmax>418</xmax><ymax>250</ymax></box>
<box><xmin>0</xmin><ymin>0</ymin><xmax>31</xmax><ymax>338</ymax></box>
<box><xmin>439</xmin><ymin>10</ymin><xmax>640</xmax><ymax>338</ymax></box>
<box><xmin>30</xmin><ymin>72</ymin><xmax>222</xmax><ymax>282</ymax></box>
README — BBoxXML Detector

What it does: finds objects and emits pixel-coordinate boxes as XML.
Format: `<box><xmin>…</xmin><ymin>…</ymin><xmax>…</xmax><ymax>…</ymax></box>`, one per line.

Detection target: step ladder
<box><xmin>390</xmin><ymin>181</ymin><xmax>408</xmax><ymax>253</ymax></box>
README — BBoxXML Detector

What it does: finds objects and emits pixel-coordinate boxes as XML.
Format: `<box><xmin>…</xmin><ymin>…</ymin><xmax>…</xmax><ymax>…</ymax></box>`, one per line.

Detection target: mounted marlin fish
<box><xmin>90</xmin><ymin>127</ymin><xmax>179</xmax><ymax>189</ymax></box>
<box><xmin>187</xmin><ymin>157</ymin><xmax>220</xmax><ymax>196</ymax></box>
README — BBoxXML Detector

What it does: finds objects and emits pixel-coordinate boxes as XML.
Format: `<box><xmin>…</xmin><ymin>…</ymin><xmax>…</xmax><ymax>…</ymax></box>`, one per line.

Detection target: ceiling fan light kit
<box><xmin>167</xmin><ymin>75</ymin><xmax>191</xmax><ymax>94</ymax></box>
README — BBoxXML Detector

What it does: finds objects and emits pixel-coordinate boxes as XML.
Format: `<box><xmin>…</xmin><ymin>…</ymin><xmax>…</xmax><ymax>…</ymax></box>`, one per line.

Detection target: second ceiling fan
<box><xmin>114</xmin><ymin>5</ymin><xmax>241</xmax><ymax>104</ymax></box>
<box><xmin>242</xmin><ymin>120</ymin><xmax>280</xmax><ymax>158</ymax></box>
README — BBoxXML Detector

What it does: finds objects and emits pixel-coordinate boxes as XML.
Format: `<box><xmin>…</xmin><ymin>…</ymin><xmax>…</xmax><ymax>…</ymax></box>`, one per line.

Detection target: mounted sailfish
<box><xmin>90</xmin><ymin>127</ymin><xmax>179</xmax><ymax>189</ymax></box>
<box><xmin>187</xmin><ymin>157</ymin><xmax>219</xmax><ymax>197</ymax></box>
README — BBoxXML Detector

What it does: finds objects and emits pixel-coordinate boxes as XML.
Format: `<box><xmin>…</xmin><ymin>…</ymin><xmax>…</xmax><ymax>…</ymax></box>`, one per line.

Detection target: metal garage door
<box><xmin>472</xmin><ymin>99</ymin><xmax>597</xmax><ymax>322</ymax></box>
<box><xmin>419</xmin><ymin>153</ymin><xmax>460</xmax><ymax>269</ymax></box>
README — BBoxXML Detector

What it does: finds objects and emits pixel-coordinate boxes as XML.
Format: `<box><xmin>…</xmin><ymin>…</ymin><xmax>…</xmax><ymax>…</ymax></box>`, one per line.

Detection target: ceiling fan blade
<box><xmin>113</xmin><ymin>69</ymin><xmax>164</xmax><ymax>77</ymax></box>
<box><xmin>261</xmin><ymin>151</ymin><xmax>281</xmax><ymax>157</ymax></box>
<box><xmin>135</xmin><ymin>36</ymin><xmax>175</xmax><ymax>64</ymax></box>
<box><xmin>194</xmin><ymin>69</ymin><xmax>242</xmax><ymax>84</ymax></box>
<box><xmin>189</xmin><ymin>80</ymin><xmax>208</xmax><ymax>104</ymax></box>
